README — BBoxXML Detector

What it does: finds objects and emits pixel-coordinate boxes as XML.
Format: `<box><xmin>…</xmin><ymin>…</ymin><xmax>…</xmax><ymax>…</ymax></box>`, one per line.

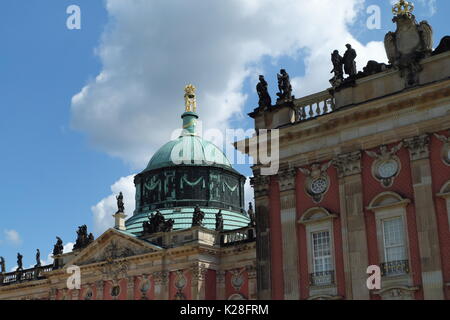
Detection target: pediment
<box><xmin>67</xmin><ymin>228</ymin><xmax>162</xmax><ymax>266</ymax></box>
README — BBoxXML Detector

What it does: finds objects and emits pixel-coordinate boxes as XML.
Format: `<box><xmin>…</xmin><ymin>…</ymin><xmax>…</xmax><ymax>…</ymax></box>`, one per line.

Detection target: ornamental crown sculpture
<box><xmin>392</xmin><ymin>0</ymin><xmax>414</xmax><ymax>17</ymax></box>
<box><xmin>184</xmin><ymin>84</ymin><xmax>197</xmax><ymax>113</ymax></box>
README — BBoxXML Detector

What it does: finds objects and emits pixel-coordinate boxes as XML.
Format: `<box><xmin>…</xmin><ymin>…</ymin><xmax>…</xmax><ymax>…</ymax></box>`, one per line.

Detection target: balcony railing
<box><xmin>0</xmin><ymin>264</ymin><xmax>53</xmax><ymax>286</ymax></box>
<box><xmin>380</xmin><ymin>260</ymin><xmax>410</xmax><ymax>276</ymax></box>
<box><xmin>219</xmin><ymin>227</ymin><xmax>256</xmax><ymax>246</ymax></box>
<box><xmin>309</xmin><ymin>270</ymin><xmax>335</xmax><ymax>287</ymax></box>
<box><xmin>293</xmin><ymin>90</ymin><xmax>336</xmax><ymax>123</ymax></box>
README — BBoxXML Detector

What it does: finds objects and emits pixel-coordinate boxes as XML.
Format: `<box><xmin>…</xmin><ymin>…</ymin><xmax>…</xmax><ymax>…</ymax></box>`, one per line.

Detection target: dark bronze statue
<box><xmin>247</xmin><ymin>202</ymin><xmax>256</xmax><ymax>227</ymax></box>
<box><xmin>276</xmin><ymin>69</ymin><xmax>293</xmax><ymax>102</ymax></box>
<box><xmin>53</xmin><ymin>237</ymin><xmax>64</xmax><ymax>256</ymax></box>
<box><xmin>331</xmin><ymin>50</ymin><xmax>344</xmax><ymax>81</ymax></box>
<box><xmin>116</xmin><ymin>192</ymin><xmax>125</xmax><ymax>213</ymax></box>
<box><xmin>192</xmin><ymin>205</ymin><xmax>205</xmax><ymax>227</ymax></box>
<box><xmin>35</xmin><ymin>249</ymin><xmax>41</xmax><ymax>267</ymax></box>
<box><xmin>215</xmin><ymin>210</ymin><xmax>224</xmax><ymax>231</ymax></box>
<box><xmin>74</xmin><ymin>225</ymin><xmax>94</xmax><ymax>250</ymax></box>
<box><xmin>343</xmin><ymin>44</ymin><xmax>357</xmax><ymax>77</ymax></box>
<box><xmin>0</xmin><ymin>256</ymin><xmax>5</xmax><ymax>273</ymax></box>
<box><xmin>256</xmin><ymin>75</ymin><xmax>272</xmax><ymax>110</ymax></box>
<box><xmin>143</xmin><ymin>210</ymin><xmax>174</xmax><ymax>235</ymax></box>
<box><xmin>17</xmin><ymin>253</ymin><xmax>23</xmax><ymax>271</ymax></box>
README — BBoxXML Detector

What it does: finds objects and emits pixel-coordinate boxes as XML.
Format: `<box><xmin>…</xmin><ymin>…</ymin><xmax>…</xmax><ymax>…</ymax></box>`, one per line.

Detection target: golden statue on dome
<box><xmin>184</xmin><ymin>84</ymin><xmax>197</xmax><ymax>113</ymax></box>
<box><xmin>392</xmin><ymin>0</ymin><xmax>414</xmax><ymax>17</ymax></box>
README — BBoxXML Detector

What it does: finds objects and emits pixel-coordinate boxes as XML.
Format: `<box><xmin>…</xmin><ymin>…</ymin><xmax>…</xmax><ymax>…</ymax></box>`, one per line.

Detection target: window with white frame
<box><xmin>381</xmin><ymin>217</ymin><xmax>408</xmax><ymax>276</ymax></box>
<box><xmin>312</xmin><ymin>231</ymin><xmax>332</xmax><ymax>273</ymax></box>
<box><xmin>299</xmin><ymin>207</ymin><xmax>337</xmax><ymax>289</ymax></box>
<box><xmin>310</xmin><ymin>230</ymin><xmax>334</xmax><ymax>285</ymax></box>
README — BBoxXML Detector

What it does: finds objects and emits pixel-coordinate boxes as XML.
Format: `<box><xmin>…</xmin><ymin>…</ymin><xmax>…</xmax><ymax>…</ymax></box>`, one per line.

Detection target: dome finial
<box><xmin>184</xmin><ymin>84</ymin><xmax>197</xmax><ymax>113</ymax></box>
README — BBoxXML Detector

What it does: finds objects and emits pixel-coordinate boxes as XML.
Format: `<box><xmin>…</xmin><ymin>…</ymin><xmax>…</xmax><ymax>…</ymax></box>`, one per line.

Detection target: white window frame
<box><xmin>381</xmin><ymin>216</ymin><xmax>407</xmax><ymax>264</ymax></box>
<box><xmin>311</xmin><ymin>230</ymin><xmax>333</xmax><ymax>274</ymax></box>
<box><xmin>305</xmin><ymin>218</ymin><xmax>335</xmax><ymax>287</ymax></box>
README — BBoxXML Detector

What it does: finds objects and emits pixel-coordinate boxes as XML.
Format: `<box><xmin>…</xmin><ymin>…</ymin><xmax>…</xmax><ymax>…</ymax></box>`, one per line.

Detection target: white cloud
<box><xmin>71</xmin><ymin>0</ymin><xmax>387</xmax><ymax>168</ymax></box>
<box><xmin>244</xmin><ymin>177</ymin><xmax>255</xmax><ymax>209</ymax></box>
<box><xmin>3</xmin><ymin>229</ymin><xmax>22</xmax><ymax>246</ymax></box>
<box><xmin>91</xmin><ymin>175</ymin><xmax>136</xmax><ymax>234</ymax></box>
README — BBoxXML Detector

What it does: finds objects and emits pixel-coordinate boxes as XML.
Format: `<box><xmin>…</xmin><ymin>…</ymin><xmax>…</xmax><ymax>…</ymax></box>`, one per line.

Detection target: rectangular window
<box><xmin>382</xmin><ymin>217</ymin><xmax>406</xmax><ymax>262</ymax></box>
<box><xmin>381</xmin><ymin>217</ymin><xmax>409</xmax><ymax>276</ymax></box>
<box><xmin>312</xmin><ymin>231</ymin><xmax>332</xmax><ymax>273</ymax></box>
<box><xmin>309</xmin><ymin>230</ymin><xmax>334</xmax><ymax>286</ymax></box>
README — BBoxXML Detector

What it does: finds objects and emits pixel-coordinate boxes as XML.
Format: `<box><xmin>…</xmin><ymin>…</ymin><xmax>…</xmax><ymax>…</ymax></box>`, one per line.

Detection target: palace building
<box><xmin>0</xmin><ymin>86</ymin><xmax>257</xmax><ymax>301</ymax></box>
<box><xmin>238</xmin><ymin>1</ymin><xmax>450</xmax><ymax>300</ymax></box>
<box><xmin>1</xmin><ymin>0</ymin><xmax>450</xmax><ymax>301</ymax></box>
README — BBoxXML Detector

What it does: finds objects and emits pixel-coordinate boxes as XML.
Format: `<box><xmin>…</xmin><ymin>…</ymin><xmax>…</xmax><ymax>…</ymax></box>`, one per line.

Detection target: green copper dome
<box><xmin>144</xmin><ymin>132</ymin><xmax>232</xmax><ymax>172</ymax></box>
<box><xmin>126</xmin><ymin>86</ymin><xmax>249</xmax><ymax>235</ymax></box>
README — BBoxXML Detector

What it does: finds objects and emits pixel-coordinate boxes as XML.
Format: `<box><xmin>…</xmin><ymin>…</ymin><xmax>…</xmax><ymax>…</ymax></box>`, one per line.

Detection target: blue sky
<box><xmin>0</xmin><ymin>0</ymin><xmax>449</xmax><ymax>270</ymax></box>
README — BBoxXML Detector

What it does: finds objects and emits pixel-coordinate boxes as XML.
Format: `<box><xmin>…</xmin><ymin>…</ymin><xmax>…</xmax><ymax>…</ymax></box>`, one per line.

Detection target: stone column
<box><xmin>250</xmin><ymin>172</ymin><xmax>271</xmax><ymax>300</ymax></box>
<box><xmin>278</xmin><ymin>168</ymin><xmax>300</xmax><ymax>300</ymax></box>
<box><xmin>191</xmin><ymin>264</ymin><xmax>207</xmax><ymax>300</ymax></box>
<box><xmin>334</xmin><ymin>151</ymin><xmax>370</xmax><ymax>300</ymax></box>
<box><xmin>127</xmin><ymin>276</ymin><xmax>135</xmax><ymax>300</ymax></box>
<box><xmin>246</xmin><ymin>265</ymin><xmax>258</xmax><ymax>300</ymax></box>
<box><xmin>404</xmin><ymin>135</ymin><xmax>444</xmax><ymax>300</ymax></box>
<box><xmin>153</xmin><ymin>271</ymin><xmax>169</xmax><ymax>300</ymax></box>
<box><xmin>216</xmin><ymin>271</ymin><xmax>226</xmax><ymax>300</ymax></box>
<box><xmin>96</xmin><ymin>281</ymin><xmax>104</xmax><ymax>300</ymax></box>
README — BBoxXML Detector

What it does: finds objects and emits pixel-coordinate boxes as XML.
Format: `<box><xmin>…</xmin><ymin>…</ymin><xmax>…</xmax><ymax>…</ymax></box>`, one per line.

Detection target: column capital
<box><xmin>278</xmin><ymin>168</ymin><xmax>297</xmax><ymax>192</ymax></box>
<box><xmin>333</xmin><ymin>151</ymin><xmax>362</xmax><ymax>178</ymax></box>
<box><xmin>191</xmin><ymin>263</ymin><xmax>208</xmax><ymax>282</ymax></box>
<box><xmin>250</xmin><ymin>172</ymin><xmax>271</xmax><ymax>198</ymax></box>
<box><xmin>404</xmin><ymin>134</ymin><xmax>430</xmax><ymax>161</ymax></box>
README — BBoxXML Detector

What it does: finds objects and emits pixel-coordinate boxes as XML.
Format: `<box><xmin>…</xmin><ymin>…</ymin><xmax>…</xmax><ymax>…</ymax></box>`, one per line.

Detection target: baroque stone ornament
<box><xmin>100</xmin><ymin>241</ymin><xmax>130</xmax><ymax>281</ymax></box>
<box><xmin>366</xmin><ymin>143</ymin><xmax>403</xmax><ymax>188</ymax></box>
<box><xmin>330</xmin><ymin>50</ymin><xmax>344</xmax><ymax>87</ymax></box>
<box><xmin>215</xmin><ymin>210</ymin><xmax>224</xmax><ymax>231</ymax></box>
<box><xmin>299</xmin><ymin>161</ymin><xmax>332</xmax><ymax>203</ymax></box>
<box><xmin>192</xmin><ymin>205</ymin><xmax>205</xmax><ymax>227</ymax></box>
<box><xmin>333</xmin><ymin>151</ymin><xmax>362</xmax><ymax>178</ymax></box>
<box><xmin>256</xmin><ymin>75</ymin><xmax>272</xmax><ymax>110</ymax></box>
<box><xmin>404</xmin><ymin>134</ymin><xmax>430</xmax><ymax>161</ymax></box>
<box><xmin>434</xmin><ymin>132</ymin><xmax>450</xmax><ymax>166</ymax></box>
<box><xmin>73</xmin><ymin>225</ymin><xmax>94</xmax><ymax>251</ymax></box>
<box><xmin>35</xmin><ymin>249</ymin><xmax>41</xmax><ymax>268</ymax></box>
<box><xmin>52</xmin><ymin>237</ymin><xmax>64</xmax><ymax>256</ymax></box>
<box><xmin>16</xmin><ymin>253</ymin><xmax>23</xmax><ymax>272</ymax></box>
<box><xmin>384</xmin><ymin>0</ymin><xmax>433</xmax><ymax>86</ymax></box>
<box><xmin>343</xmin><ymin>44</ymin><xmax>357</xmax><ymax>78</ymax></box>
<box><xmin>276</xmin><ymin>69</ymin><xmax>293</xmax><ymax>103</ymax></box>
<box><xmin>174</xmin><ymin>270</ymin><xmax>187</xmax><ymax>300</ymax></box>
<box><xmin>143</xmin><ymin>210</ymin><xmax>174</xmax><ymax>235</ymax></box>
<box><xmin>230</xmin><ymin>268</ymin><xmax>245</xmax><ymax>291</ymax></box>
<box><xmin>116</xmin><ymin>192</ymin><xmax>125</xmax><ymax>213</ymax></box>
